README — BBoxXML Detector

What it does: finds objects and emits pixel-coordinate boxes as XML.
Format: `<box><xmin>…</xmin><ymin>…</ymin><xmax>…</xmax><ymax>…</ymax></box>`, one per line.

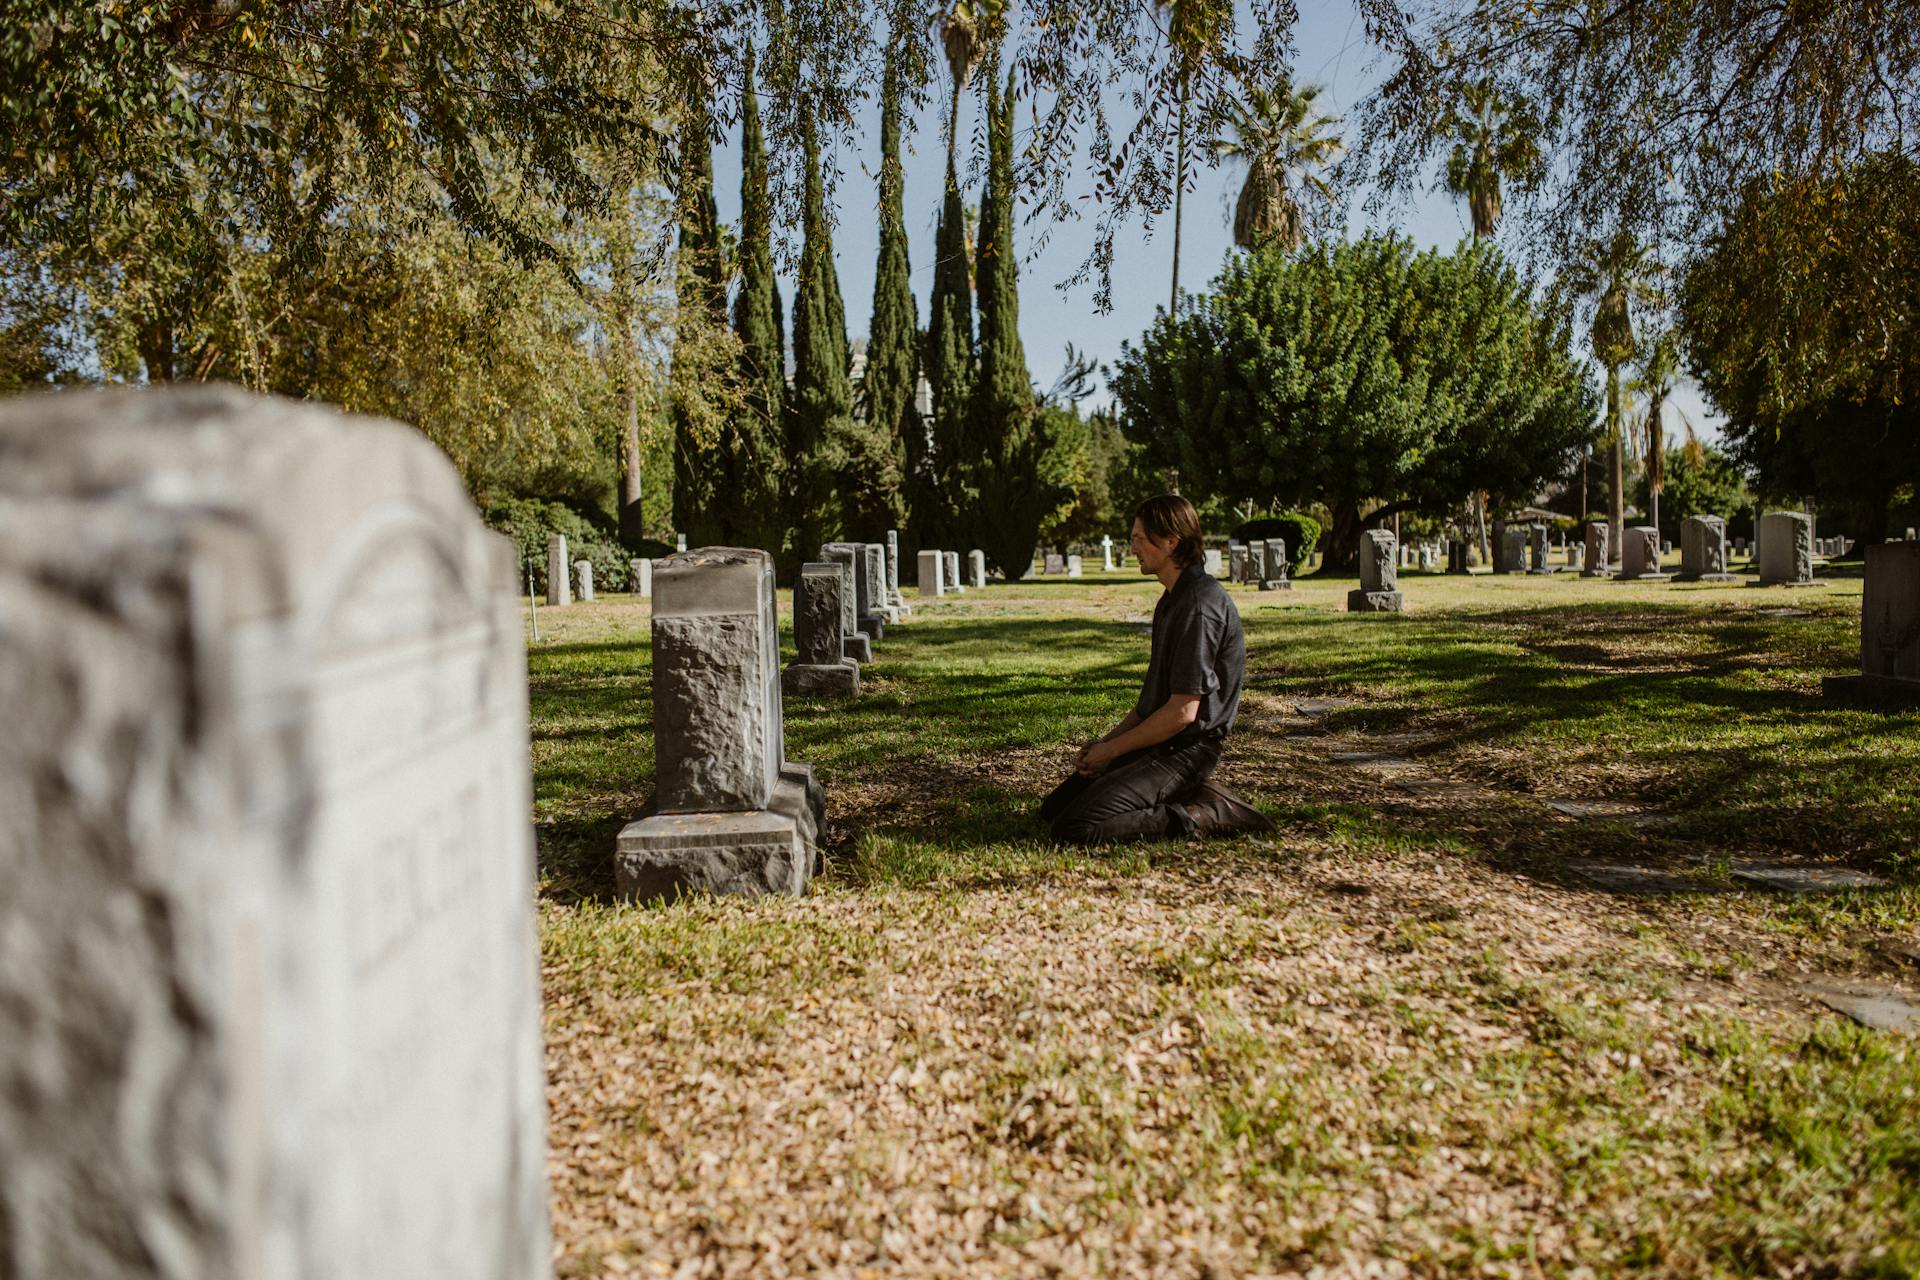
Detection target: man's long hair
<box><xmin>1133</xmin><ymin>493</ymin><xmax>1204</xmax><ymax>568</ymax></box>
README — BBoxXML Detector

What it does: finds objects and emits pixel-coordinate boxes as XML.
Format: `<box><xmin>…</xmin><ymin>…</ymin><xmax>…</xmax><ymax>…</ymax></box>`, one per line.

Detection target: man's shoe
<box><xmin>1179</xmin><ymin>781</ymin><xmax>1275</xmax><ymax>837</ymax></box>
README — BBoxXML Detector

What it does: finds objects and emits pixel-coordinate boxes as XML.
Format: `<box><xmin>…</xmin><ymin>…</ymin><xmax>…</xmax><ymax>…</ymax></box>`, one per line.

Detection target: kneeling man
<box><xmin>1041</xmin><ymin>494</ymin><xmax>1272</xmax><ymax>844</ymax></box>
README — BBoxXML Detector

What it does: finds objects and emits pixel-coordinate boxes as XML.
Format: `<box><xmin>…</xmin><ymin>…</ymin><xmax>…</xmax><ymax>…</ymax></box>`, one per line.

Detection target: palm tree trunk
<box><xmin>616</xmin><ymin>199</ymin><xmax>646</xmax><ymax>547</ymax></box>
<box><xmin>1607</xmin><ymin>365</ymin><xmax>1625</xmax><ymax>563</ymax></box>
<box><xmin>1647</xmin><ymin>391</ymin><xmax>1665</xmax><ymax>540</ymax></box>
<box><xmin>1170</xmin><ymin>78</ymin><xmax>1186</xmax><ymax>314</ymax></box>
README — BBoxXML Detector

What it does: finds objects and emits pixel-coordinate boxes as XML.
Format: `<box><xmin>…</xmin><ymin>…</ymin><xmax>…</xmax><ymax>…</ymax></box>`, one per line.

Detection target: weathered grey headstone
<box><xmin>822</xmin><ymin>541</ymin><xmax>883</xmax><ymax>642</ymax></box>
<box><xmin>1349</xmin><ymin>530</ymin><xmax>1404</xmax><ymax>612</ymax></box>
<box><xmin>863</xmin><ymin>543</ymin><xmax>897</xmax><ymax>623</ymax></box>
<box><xmin>1259</xmin><ymin>537</ymin><xmax>1291</xmax><ymax>591</ymax></box>
<box><xmin>945</xmin><ymin>549</ymin><xmax>965</xmax><ymax>592</ymax></box>
<box><xmin>782</xmin><ymin>562</ymin><xmax>859</xmax><ymax>699</ymax></box>
<box><xmin>546</xmin><ymin>531</ymin><xmax>571</xmax><ymax>605</ymax></box>
<box><xmin>1582</xmin><ymin>522</ymin><xmax>1609</xmax><ymax>577</ymax></box>
<box><xmin>885</xmin><ymin>530</ymin><xmax>909</xmax><ymax>613</ymax></box>
<box><xmin>968</xmin><ymin>549</ymin><xmax>987</xmax><ymax>589</ymax></box>
<box><xmin>1824</xmin><ymin>542</ymin><xmax>1920</xmax><ymax>706</ymax></box>
<box><xmin>629</xmin><ymin>557</ymin><xmax>653</xmax><ymax>598</ymax></box>
<box><xmin>616</xmin><ymin>547</ymin><xmax>823</xmax><ymax>900</ymax></box>
<box><xmin>1802</xmin><ymin>981</ymin><xmax>1920</xmax><ymax>1033</ymax></box>
<box><xmin>1447</xmin><ymin>538</ymin><xmax>1469</xmax><ymax>574</ymax></box>
<box><xmin>1528</xmin><ymin>524</ymin><xmax>1551</xmax><ymax>574</ymax></box>
<box><xmin>1619</xmin><ymin>526</ymin><xmax>1668</xmax><ymax>580</ymax></box>
<box><xmin>1678</xmin><ymin>514</ymin><xmax>1736</xmax><ymax>582</ymax></box>
<box><xmin>1044</xmin><ymin>553</ymin><xmax>1066</xmax><ymax>575</ymax></box>
<box><xmin>1230</xmin><ymin>543</ymin><xmax>1249</xmax><ymax>584</ymax></box>
<box><xmin>573</xmin><ymin>557</ymin><xmax>594</xmax><ymax>601</ymax></box>
<box><xmin>1734</xmin><ymin>536</ymin><xmax>1747</xmax><ymax>555</ymax></box>
<box><xmin>0</xmin><ymin>387</ymin><xmax>551</xmax><ymax>1280</ymax></box>
<box><xmin>1501</xmin><ymin>524</ymin><xmax>1529</xmax><ymax>574</ymax></box>
<box><xmin>1067</xmin><ymin>553</ymin><xmax>1084</xmax><ymax>578</ymax></box>
<box><xmin>1757</xmin><ymin>511</ymin><xmax>1815</xmax><ymax>584</ymax></box>
<box><xmin>917</xmin><ymin>548</ymin><xmax>945</xmax><ymax>597</ymax></box>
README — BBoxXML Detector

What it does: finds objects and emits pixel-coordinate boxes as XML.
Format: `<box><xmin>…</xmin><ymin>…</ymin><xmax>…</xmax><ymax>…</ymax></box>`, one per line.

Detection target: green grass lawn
<box><xmin>531</xmin><ymin>566</ymin><xmax>1920</xmax><ymax>1278</ymax></box>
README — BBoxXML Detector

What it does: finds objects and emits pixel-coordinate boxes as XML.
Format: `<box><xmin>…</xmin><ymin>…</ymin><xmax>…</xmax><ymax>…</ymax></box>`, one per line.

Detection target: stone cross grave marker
<box><xmin>1102</xmin><ymin>535</ymin><xmax>1114</xmax><ymax>570</ymax></box>
<box><xmin>783</xmin><ymin>562</ymin><xmax>860</xmax><ymax>699</ymax></box>
<box><xmin>1349</xmin><ymin>529</ymin><xmax>1404</xmax><ymax>612</ymax></box>
<box><xmin>0</xmin><ymin>387</ymin><xmax>551</xmax><ymax>1279</ymax></box>
<box><xmin>616</xmin><ymin>547</ymin><xmax>823</xmax><ymax>898</ymax></box>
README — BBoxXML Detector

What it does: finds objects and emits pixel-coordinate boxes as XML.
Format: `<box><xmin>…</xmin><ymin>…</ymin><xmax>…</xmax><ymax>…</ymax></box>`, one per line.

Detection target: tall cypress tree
<box><xmin>920</xmin><ymin>164</ymin><xmax>975</xmax><ymax>548</ymax></box>
<box><xmin>785</xmin><ymin>105</ymin><xmax>853</xmax><ymax>568</ymax></box>
<box><xmin>670</xmin><ymin>90</ymin><xmax>728</xmax><ymax>546</ymax></box>
<box><xmin>971</xmin><ymin>61</ymin><xmax>1050</xmax><ymax>579</ymax></box>
<box><xmin>853</xmin><ymin>39</ymin><xmax>918</xmax><ymax>536</ymax></box>
<box><xmin>728</xmin><ymin>47</ymin><xmax>788</xmax><ymax>555</ymax></box>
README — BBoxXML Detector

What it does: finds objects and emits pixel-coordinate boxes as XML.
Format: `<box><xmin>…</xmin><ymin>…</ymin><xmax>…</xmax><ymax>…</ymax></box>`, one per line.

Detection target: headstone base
<box><xmin>616</xmin><ymin>772</ymin><xmax>820</xmax><ymax>901</ymax></box>
<box><xmin>846</xmin><ymin>634</ymin><xmax>873</xmax><ymax>663</ymax></box>
<box><xmin>783</xmin><ymin>658</ymin><xmax>861</xmax><ymax>700</ymax></box>
<box><xmin>1751</xmin><ymin>577</ymin><xmax>1827</xmax><ymax>588</ymax></box>
<box><xmin>1581</xmin><ymin>568</ymin><xmax>1612</xmax><ymax>579</ymax></box>
<box><xmin>1258</xmin><ymin>579</ymin><xmax>1293</xmax><ymax>591</ymax></box>
<box><xmin>1347</xmin><ymin>590</ymin><xmax>1404</xmax><ymax>613</ymax></box>
<box><xmin>1528</xmin><ymin>567</ymin><xmax>1554</xmax><ymax>576</ymax></box>
<box><xmin>857</xmin><ymin>614</ymin><xmax>886</xmax><ymax>642</ymax></box>
<box><xmin>1616</xmin><ymin>572</ymin><xmax>1672</xmax><ymax>582</ymax></box>
<box><xmin>1675</xmin><ymin>573</ymin><xmax>1740</xmax><ymax>583</ymax></box>
<box><xmin>1822</xmin><ymin>674</ymin><xmax>1920</xmax><ymax>709</ymax></box>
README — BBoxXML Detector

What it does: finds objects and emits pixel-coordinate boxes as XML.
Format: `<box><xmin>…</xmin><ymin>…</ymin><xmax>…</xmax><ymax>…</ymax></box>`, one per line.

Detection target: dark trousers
<box><xmin>1040</xmin><ymin>736</ymin><xmax>1222</xmax><ymax>846</ymax></box>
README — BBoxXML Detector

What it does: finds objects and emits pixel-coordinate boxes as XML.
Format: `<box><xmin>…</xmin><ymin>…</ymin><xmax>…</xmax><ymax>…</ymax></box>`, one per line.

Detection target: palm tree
<box><xmin>1566</xmin><ymin>229</ymin><xmax>1664</xmax><ymax>560</ymax></box>
<box><xmin>1212</xmin><ymin>75</ymin><xmax>1344</xmax><ymax>252</ymax></box>
<box><xmin>1157</xmin><ymin>0</ymin><xmax>1231</xmax><ymax>312</ymax></box>
<box><xmin>940</xmin><ymin>1</ymin><xmax>994</xmax><ymax>169</ymax></box>
<box><xmin>1628</xmin><ymin>330</ymin><xmax>1693</xmax><ymax>538</ymax></box>
<box><xmin>1440</xmin><ymin>79</ymin><xmax>1540</xmax><ymax>241</ymax></box>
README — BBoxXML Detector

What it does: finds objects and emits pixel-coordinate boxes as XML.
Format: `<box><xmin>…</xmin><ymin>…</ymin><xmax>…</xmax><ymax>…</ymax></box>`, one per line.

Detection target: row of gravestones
<box><xmin>785</xmin><ymin>539</ymin><xmax>906</xmax><ymax>698</ymax></box>
<box><xmin>1227</xmin><ymin>539</ymin><xmax>1294</xmax><ymax>591</ymax></box>
<box><xmin>920</xmin><ymin>547</ymin><xmax>986</xmax><ymax>592</ymax></box>
<box><xmin>1459</xmin><ymin>513</ymin><xmax>1825</xmax><ymax>585</ymax></box>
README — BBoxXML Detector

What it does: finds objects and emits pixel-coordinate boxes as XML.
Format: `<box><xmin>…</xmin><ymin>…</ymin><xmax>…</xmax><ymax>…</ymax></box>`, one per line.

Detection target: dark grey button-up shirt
<box><xmin>1133</xmin><ymin>560</ymin><xmax>1245</xmax><ymax>743</ymax></box>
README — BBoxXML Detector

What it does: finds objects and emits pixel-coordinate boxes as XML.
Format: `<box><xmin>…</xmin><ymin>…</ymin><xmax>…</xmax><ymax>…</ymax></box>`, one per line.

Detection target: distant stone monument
<box><xmin>1101</xmin><ymin>535</ymin><xmax>1114</xmax><ymax>570</ymax></box>
<box><xmin>629</xmin><ymin>557</ymin><xmax>653</xmax><ymax>598</ymax></box>
<box><xmin>968</xmin><ymin>549</ymin><xmax>987</xmax><ymax>589</ymax></box>
<box><xmin>1757</xmin><ymin>511</ymin><xmax>1816</xmax><ymax>585</ymax></box>
<box><xmin>1500</xmin><ymin>523</ymin><xmax>1529</xmax><ymax>574</ymax></box>
<box><xmin>1447</xmin><ymin>538</ymin><xmax>1470</xmax><ymax>574</ymax></box>
<box><xmin>547</xmin><ymin>532</ymin><xmax>572</xmax><ymax>605</ymax></box>
<box><xmin>1202</xmin><ymin>547</ymin><xmax>1222</xmax><ymax>576</ymax></box>
<box><xmin>945</xmin><ymin>549</ymin><xmax>965</xmax><ymax>592</ymax></box>
<box><xmin>917</xmin><ymin>548</ymin><xmax>945</xmax><ymax>597</ymax></box>
<box><xmin>1583</xmin><ymin>522</ymin><xmax>1611</xmax><ymax>578</ymax></box>
<box><xmin>782</xmin><ymin>562</ymin><xmax>860</xmax><ymax>699</ymax></box>
<box><xmin>885</xmin><ymin>529</ymin><xmax>910</xmax><ymax>613</ymax></box>
<box><xmin>1349</xmin><ymin>530</ymin><xmax>1404</xmax><ymax>612</ymax></box>
<box><xmin>1259</xmin><ymin>537</ymin><xmax>1291</xmax><ymax>591</ymax></box>
<box><xmin>573</xmin><ymin>558</ymin><xmax>594</xmax><ymax>601</ymax></box>
<box><xmin>1824</xmin><ymin>543</ymin><xmax>1920</xmax><ymax>706</ymax></box>
<box><xmin>1528</xmin><ymin>524</ymin><xmax>1552</xmax><ymax>574</ymax></box>
<box><xmin>822</xmin><ymin>541</ymin><xmax>883</xmax><ymax>642</ymax></box>
<box><xmin>0</xmin><ymin>387</ymin><xmax>551</xmax><ymax>1279</ymax></box>
<box><xmin>1229</xmin><ymin>542</ymin><xmax>1249</xmax><ymax>584</ymax></box>
<box><xmin>1678</xmin><ymin>515</ymin><xmax>1737</xmax><ymax>582</ymax></box>
<box><xmin>1618</xmin><ymin>526</ymin><xmax>1669</xmax><ymax>580</ymax></box>
<box><xmin>863</xmin><ymin>543</ymin><xmax>896</xmax><ymax>624</ymax></box>
<box><xmin>617</xmin><ymin>548</ymin><xmax>823</xmax><ymax>900</ymax></box>
<box><xmin>1067</xmin><ymin>553</ymin><xmax>1084</xmax><ymax>578</ymax></box>
<box><xmin>1044</xmin><ymin>552</ymin><xmax>1066</xmax><ymax>575</ymax></box>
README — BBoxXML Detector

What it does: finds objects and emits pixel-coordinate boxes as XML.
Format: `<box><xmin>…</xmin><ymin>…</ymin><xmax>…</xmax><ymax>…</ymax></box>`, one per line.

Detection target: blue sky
<box><xmin>710</xmin><ymin>1</ymin><xmax>1722</xmax><ymax>438</ymax></box>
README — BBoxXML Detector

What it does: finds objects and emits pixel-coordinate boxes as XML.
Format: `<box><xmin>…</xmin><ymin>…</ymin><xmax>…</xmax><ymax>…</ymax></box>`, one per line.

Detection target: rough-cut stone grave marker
<box><xmin>1678</xmin><ymin>514</ymin><xmax>1737</xmax><ymax>582</ymax></box>
<box><xmin>863</xmin><ymin>543</ymin><xmax>896</xmax><ymax>624</ymax></box>
<box><xmin>547</xmin><ymin>531</ymin><xmax>571</xmax><ymax>605</ymax></box>
<box><xmin>918</xmin><ymin>549</ymin><xmax>945</xmax><ymax>597</ymax></box>
<box><xmin>783</xmin><ymin>562</ymin><xmax>860</xmax><ymax>699</ymax></box>
<box><xmin>822</xmin><ymin>541</ymin><xmax>883</xmax><ymax>643</ymax></box>
<box><xmin>616</xmin><ymin>547</ymin><xmax>823</xmax><ymax>898</ymax></box>
<box><xmin>0</xmin><ymin>386</ymin><xmax>551</xmax><ymax>1280</ymax></box>
<box><xmin>1349</xmin><ymin>529</ymin><xmax>1404</xmax><ymax>612</ymax></box>
<box><xmin>945</xmin><ymin>549</ymin><xmax>966</xmax><ymax>592</ymax></box>
<box><xmin>1619</xmin><ymin>526</ymin><xmax>1669</xmax><ymax>580</ymax></box>
<box><xmin>1757</xmin><ymin>511</ymin><xmax>1817</xmax><ymax>585</ymax></box>
<box><xmin>629</xmin><ymin>556</ymin><xmax>653</xmax><ymax>598</ymax></box>
<box><xmin>1824</xmin><ymin>542</ymin><xmax>1920</xmax><ymax>706</ymax></box>
<box><xmin>1260</xmin><ymin>538</ymin><xmax>1292</xmax><ymax>591</ymax></box>
<box><xmin>1583</xmin><ymin>523</ymin><xmax>1610</xmax><ymax>577</ymax></box>
<box><xmin>573</xmin><ymin>557</ymin><xmax>594</xmax><ymax>601</ymax></box>
<box><xmin>968</xmin><ymin>549</ymin><xmax>987</xmax><ymax>589</ymax></box>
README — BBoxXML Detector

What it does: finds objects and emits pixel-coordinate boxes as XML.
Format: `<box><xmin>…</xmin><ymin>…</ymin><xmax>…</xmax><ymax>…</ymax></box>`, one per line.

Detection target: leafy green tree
<box><xmin>1111</xmin><ymin>235</ymin><xmax>1598</xmax><ymax>571</ymax></box>
<box><xmin>1682</xmin><ymin>153</ymin><xmax>1920</xmax><ymax>543</ymax></box>
<box><xmin>969</xmin><ymin>62</ymin><xmax>1053</xmax><ymax>578</ymax></box>
<box><xmin>785</xmin><ymin>106</ymin><xmax>854</xmax><ymax>568</ymax></box>
<box><xmin>671</xmin><ymin>92</ymin><xmax>731</xmax><ymax>546</ymax></box>
<box><xmin>1439</xmin><ymin>79</ymin><xmax>1541</xmax><ymax>242</ymax></box>
<box><xmin>1212</xmin><ymin>74</ymin><xmax>1344</xmax><ymax>252</ymax></box>
<box><xmin>859</xmin><ymin>37</ymin><xmax>920</xmax><ymax>539</ymax></box>
<box><xmin>723</xmin><ymin>48</ymin><xmax>789</xmax><ymax>556</ymax></box>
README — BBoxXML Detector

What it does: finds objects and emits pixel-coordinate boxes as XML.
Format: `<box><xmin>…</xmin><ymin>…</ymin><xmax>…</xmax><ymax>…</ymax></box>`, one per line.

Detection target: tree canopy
<box><xmin>1111</xmin><ymin>235</ymin><xmax>1598</xmax><ymax>568</ymax></box>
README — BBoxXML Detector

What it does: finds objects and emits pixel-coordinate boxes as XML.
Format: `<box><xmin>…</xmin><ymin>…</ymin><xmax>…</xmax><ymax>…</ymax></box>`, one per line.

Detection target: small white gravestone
<box><xmin>573</xmin><ymin>557</ymin><xmax>594</xmax><ymax>601</ymax></box>
<box><xmin>1068</xmin><ymin>554</ymin><xmax>1084</xmax><ymax>578</ymax></box>
<box><xmin>629</xmin><ymin>556</ymin><xmax>653</xmax><ymax>598</ymax></box>
<box><xmin>917</xmin><ymin>548</ymin><xmax>945</xmax><ymax>597</ymax></box>
<box><xmin>0</xmin><ymin>387</ymin><xmax>550</xmax><ymax>1279</ymax></box>
<box><xmin>968</xmin><ymin>548</ymin><xmax>987</xmax><ymax>589</ymax></box>
<box><xmin>546</xmin><ymin>532</ymin><xmax>571</xmax><ymax>605</ymax></box>
<box><xmin>676</xmin><ymin>532</ymin><xmax>688</xmax><ymax>552</ymax></box>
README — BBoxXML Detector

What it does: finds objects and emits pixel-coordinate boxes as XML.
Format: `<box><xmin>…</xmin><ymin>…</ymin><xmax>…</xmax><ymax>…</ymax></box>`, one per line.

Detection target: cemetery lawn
<box><xmin>530</xmin><ymin>568</ymin><xmax>1920</xmax><ymax>1279</ymax></box>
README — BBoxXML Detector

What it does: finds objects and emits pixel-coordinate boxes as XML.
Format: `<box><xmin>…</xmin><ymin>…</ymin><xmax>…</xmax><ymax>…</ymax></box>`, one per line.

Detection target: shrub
<box><xmin>485</xmin><ymin>496</ymin><xmax>637</xmax><ymax>594</ymax></box>
<box><xmin>1232</xmin><ymin>511</ymin><xmax>1321</xmax><ymax>565</ymax></box>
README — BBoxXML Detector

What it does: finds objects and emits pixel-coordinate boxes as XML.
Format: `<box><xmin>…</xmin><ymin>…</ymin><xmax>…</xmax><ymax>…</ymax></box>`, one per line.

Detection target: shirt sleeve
<box><xmin>1161</xmin><ymin>603</ymin><xmax>1221</xmax><ymax>700</ymax></box>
